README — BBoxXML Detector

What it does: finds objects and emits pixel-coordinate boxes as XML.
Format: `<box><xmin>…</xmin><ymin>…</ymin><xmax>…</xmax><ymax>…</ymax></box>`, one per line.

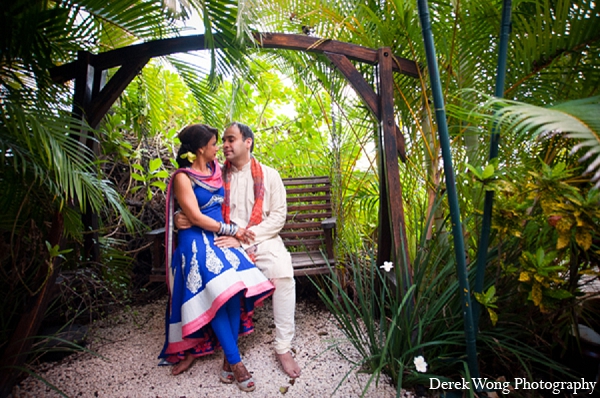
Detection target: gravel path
<box><xmin>12</xmin><ymin>297</ymin><xmax>403</xmax><ymax>398</ymax></box>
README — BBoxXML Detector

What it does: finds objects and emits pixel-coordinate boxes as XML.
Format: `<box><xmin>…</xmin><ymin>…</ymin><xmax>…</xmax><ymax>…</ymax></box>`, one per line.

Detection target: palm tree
<box><xmin>0</xmin><ymin>0</ymin><xmax>250</xmax><ymax>394</ymax></box>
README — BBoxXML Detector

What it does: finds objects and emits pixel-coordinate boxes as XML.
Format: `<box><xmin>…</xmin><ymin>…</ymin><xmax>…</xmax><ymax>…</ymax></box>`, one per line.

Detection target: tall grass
<box><xmin>314</xmin><ymin>203</ymin><xmax>574</xmax><ymax>397</ymax></box>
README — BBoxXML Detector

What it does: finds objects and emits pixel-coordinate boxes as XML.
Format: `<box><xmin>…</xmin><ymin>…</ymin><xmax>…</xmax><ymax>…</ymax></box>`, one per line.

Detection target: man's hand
<box><xmin>174</xmin><ymin>211</ymin><xmax>193</xmax><ymax>230</ymax></box>
<box><xmin>234</xmin><ymin>227</ymin><xmax>255</xmax><ymax>245</ymax></box>
<box><xmin>214</xmin><ymin>236</ymin><xmax>241</xmax><ymax>248</ymax></box>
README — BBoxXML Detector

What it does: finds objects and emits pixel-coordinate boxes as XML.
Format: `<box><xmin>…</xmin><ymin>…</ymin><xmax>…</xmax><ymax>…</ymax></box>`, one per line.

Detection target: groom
<box><xmin>175</xmin><ymin>122</ymin><xmax>301</xmax><ymax>378</ymax></box>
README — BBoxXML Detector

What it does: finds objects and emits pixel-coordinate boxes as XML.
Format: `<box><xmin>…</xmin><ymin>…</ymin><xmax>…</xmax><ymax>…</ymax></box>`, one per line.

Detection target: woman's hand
<box><xmin>214</xmin><ymin>236</ymin><xmax>241</xmax><ymax>248</ymax></box>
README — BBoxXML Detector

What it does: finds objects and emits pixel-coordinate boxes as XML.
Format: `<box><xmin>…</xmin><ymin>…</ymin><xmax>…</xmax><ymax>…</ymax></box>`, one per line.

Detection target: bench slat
<box><xmin>281</xmin><ymin>221</ymin><xmax>323</xmax><ymax>230</ymax></box>
<box><xmin>288</xmin><ymin>204</ymin><xmax>331</xmax><ymax>212</ymax></box>
<box><xmin>285</xmin><ymin>186</ymin><xmax>330</xmax><ymax>195</ymax></box>
<box><xmin>290</xmin><ymin>251</ymin><xmax>332</xmax><ymax>265</ymax></box>
<box><xmin>284</xmin><ymin>238</ymin><xmax>325</xmax><ymax>247</ymax></box>
<box><xmin>285</xmin><ymin>212</ymin><xmax>333</xmax><ymax>221</ymax></box>
<box><xmin>281</xmin><ymin>230</ymin><xmax>325</xmax><ymax>240</ymax></box>
<box><xmin>283</xmin><ymin>176</ymin><xmax>330</xmax><ymax>185</ymax></box>
<box><xmin>290</xmin><ymin>252</ymin><xmax>334</xmax><ymax>276</ymax></box>
<box><xmin>295</xmin><ymin>267</ymin><xmax>332</xmax><ymax>276</ymax></box>
<box><xmin>286</xmin><ymin>194</ymin><xmax>331</xmax><ymax>203</ymax></box>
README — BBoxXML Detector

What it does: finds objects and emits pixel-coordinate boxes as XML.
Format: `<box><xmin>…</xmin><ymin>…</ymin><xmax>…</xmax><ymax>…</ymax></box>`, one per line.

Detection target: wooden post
<box><xmin>72</xmin><ymin>54</ymin><xmax>149</xmax><ymax>264</ymax></box>
<box><xmin>70</xmin><ymin>51</ymin><xmax>101</xmax><ymax>263</ymax></box>
<box><xmin>324</xmin><ymin>50</ymin><xmax>412</xmax><ymax>280</ymax></box>
<box><xmin>376</xmin><ymin>48</ymin><xmax>412</xmax><ymax>284</ymax></box>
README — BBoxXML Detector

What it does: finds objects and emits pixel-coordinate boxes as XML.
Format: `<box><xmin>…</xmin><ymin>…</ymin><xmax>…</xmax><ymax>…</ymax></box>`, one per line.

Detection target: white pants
<box><xmin>271</xmin><ymin>277</ymin><xmax>296</xmax><ymax>354</ymax></box>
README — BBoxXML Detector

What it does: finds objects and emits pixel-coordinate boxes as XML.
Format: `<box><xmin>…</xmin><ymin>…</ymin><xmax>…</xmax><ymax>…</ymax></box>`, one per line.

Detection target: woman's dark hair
<box><xmin>176</xmin><ymin>124</ymin><xmax>219</xmax><ymax>167</ymax></box>
<box><xmin>228</xmin><ymin>121</ymin><xmax>255</xmax><ymax>152</ymax></box>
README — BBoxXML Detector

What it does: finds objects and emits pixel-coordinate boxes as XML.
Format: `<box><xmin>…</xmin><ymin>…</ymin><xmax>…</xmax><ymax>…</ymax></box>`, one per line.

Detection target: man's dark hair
<box><xmin>228</xmin><ymin>121</ymin><xmax>255</xmax><ymax>152</ymax></box>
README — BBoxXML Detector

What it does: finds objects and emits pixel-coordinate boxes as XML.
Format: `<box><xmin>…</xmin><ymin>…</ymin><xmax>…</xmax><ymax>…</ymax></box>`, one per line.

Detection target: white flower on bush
<box><xmin>380</xmin><ymin>261</ymin><xmax>394</xmax><ymax>272</ymax></box>
<box><xmin>413</xmin><ymin>356</ymin><xmax>428</xmax><ymax>373</ymax></box>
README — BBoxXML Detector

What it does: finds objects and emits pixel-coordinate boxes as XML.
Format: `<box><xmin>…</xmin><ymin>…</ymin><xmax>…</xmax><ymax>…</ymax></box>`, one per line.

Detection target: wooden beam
<box><xmin>324</xmin><ymin>52</ymin><xmax>379</xmax><ymax>117</ymax></box>
<box><xmin>377</xmin><ymin>157</ymin><xmax>392</xmax><ymax>268</ymax></box>
<box><xmin>87</xmin><ymin>57</ymin><xmax>149</xmax><ymax>128</ymax></box>
<box><xmin>256</xmin><ymin>33</ymin><xmax>419</xmax><ymax>78</ymax></box>
<box><xmin>324</xmin><ymin>52</ymin><xmax>407</xmax><ymax>161</ymax></box>
<box><xmin>376</xmin><ymin>48</ymin><xmax>412</xmax><ymax>280</ymax></box>
<box><xmin>51</xmin><ymin>35</ymin><xmax>209</xmax><ymax>83</ymax></box>
<box><xmin>50</xmin><ymin>33</ymin><xmax>420</xmax><ymax>84</ymax></box>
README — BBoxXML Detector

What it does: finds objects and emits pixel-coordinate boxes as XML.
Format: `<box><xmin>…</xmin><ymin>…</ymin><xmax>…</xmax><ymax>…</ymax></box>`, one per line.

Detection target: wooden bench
<box><xmin>145</xmin><ymin>176</ymin><xmax>337</xmax><ymax>284</ymax></box>
<box><xmin>281</xmin><ymin>176</ymin><xmax>337</xmax><ymax>276</ymax></box>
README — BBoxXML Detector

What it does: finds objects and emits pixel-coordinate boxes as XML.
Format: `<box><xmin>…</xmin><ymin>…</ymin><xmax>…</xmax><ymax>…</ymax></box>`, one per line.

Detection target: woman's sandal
<box><xmin>219</xmin><ymin>358</ymin><xmax>234</xmax><ymax>384</ymax></box>
<box><xmin>231</xmin><ymin>361</ymin><xmax>256</xmax><ymax>392</ymax></box>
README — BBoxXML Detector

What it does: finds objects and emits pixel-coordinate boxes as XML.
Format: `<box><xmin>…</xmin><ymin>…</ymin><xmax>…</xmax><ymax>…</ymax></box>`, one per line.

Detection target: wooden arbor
<box><xmin>49</xmin><ymin>32</ymin><xmax>418</xmax><ymax>274</ymax></box>
<box><xmin>0</xmin><ymin>32</ymin><xmax>419</xmax><ymax>396</ymax></box>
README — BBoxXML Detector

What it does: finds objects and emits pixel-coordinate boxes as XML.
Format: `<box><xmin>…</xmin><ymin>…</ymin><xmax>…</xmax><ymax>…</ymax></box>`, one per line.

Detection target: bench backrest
<box><xmin>281</xmin><ymin>176</ymin><xmax>336</xmax><ymax>263</ymax></box>
<box><xmin>146</xmin><ymin>175</ymin><xmax>336</xmax><ymax>283</ymax></box>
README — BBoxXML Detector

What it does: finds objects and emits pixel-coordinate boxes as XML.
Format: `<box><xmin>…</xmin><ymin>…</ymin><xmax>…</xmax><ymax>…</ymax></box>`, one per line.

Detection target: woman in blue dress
<box><xmin>159</xmin><ymin>124</ymin><xmax>274</xmax><ymax>392</ymax></box>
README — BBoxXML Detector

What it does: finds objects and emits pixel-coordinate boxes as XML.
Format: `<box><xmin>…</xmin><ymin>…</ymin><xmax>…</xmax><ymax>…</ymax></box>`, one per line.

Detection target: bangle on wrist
<box><xmin>218</xmin><ymin>222</ymin><xmax>239</xmax><ymax>236</ymax></box>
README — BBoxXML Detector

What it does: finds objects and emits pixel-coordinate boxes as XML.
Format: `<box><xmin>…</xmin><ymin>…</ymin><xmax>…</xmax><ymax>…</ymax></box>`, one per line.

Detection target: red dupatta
<box><xmin>221</xmin><ymin>156</ymin><xmax>264</xmax><ymax>228</ymax></box>
<box><xmin>221</xmin><ymin>157</ymin><xmax>264</xmax><ymax>261</ymax></box>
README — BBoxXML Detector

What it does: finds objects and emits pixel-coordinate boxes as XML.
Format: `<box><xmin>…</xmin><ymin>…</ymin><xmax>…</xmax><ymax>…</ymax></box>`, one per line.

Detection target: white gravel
<box><xmin>12</xmin><ymin>297</ymin><xmax>405</xmax><ymax>397</ymax></box>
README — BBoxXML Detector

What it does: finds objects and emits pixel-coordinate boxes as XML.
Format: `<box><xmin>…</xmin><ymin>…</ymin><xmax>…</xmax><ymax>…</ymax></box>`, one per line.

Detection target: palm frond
<box><xmin>489</xmin><ymin>95</ymin><xmax>600</xmax><ymax>187</ymax></box>
<box><xmin>1</xmin><ymin>97</ymin><xmax>140</xmax><ymax>231</ymax></box>
<box><xmin>71</xmin><ymin>0</ymin><xmax>178</xmax><ymax>44</ymax></box>
<box><xmin>165</xmin><ymin>54</ymin><xmax>225</xmax><ymax>127</ymax></box>
<box><xmin>507</xmin><ymin>0</ymin><xmax>600</xmax><ymax>101</ymax></box>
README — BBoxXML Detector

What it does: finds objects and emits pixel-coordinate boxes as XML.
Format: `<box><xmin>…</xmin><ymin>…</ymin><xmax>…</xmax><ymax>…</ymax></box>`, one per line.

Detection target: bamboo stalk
<box><xmin>473</xmin><ymin>0</ymin><xmax>513</xmax><ymax>330</ymax></box>
<box><xmin>416</xmin><ymin>0</ymin><xmax>480</xmax><ymax>380</ymax></box>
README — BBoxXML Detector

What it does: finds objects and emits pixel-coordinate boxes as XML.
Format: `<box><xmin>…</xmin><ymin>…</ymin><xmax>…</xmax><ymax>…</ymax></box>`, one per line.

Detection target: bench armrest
<box><xmin>146</xmin><ymin>227</ymin><xmax>166</xmax><ymax>236</ymax></box>
<box><xmin>321</xmin><ymin>217</ymin><xmax>337</xmax><ymax>230</ymax></box>
<box><xmin>321</xmin><ymin>217</ymin><xmax>336</xmax><ymax>260</ymax></box>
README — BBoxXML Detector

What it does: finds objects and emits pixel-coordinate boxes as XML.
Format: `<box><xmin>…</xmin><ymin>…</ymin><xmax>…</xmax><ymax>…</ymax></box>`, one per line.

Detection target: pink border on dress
<box><xmin>164</xmin><ymin>279</ymin><xmax>274</xmax><ymax>354</ymax></box>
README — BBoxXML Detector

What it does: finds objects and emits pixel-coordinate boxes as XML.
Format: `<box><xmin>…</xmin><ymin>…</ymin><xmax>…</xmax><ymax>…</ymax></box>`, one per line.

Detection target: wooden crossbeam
<box><xmin>50</xmin><ymin>33</ymin><xmax>419</xmax><ymax>84</ymax></box>
<box><xmin>324</xmin><ymin>52</ymin><xmax>407</xmax><ymax>162</ymax></box>
<box><xmin>87</xmin><ymin>57</ymin><xmax>150</xmax><ymax>128</ymax></box>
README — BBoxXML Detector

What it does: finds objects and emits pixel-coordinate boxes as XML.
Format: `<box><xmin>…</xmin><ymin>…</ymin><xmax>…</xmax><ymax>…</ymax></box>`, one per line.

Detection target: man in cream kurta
<box><xmin>227</xmin><ymin>161</ymin><xmax>294</xmax><ymax>281</ymax></box>
<box><xmin>178</xmin><ymin>122</ymin><xmax>301</xmax><ymax>378</ymax></box>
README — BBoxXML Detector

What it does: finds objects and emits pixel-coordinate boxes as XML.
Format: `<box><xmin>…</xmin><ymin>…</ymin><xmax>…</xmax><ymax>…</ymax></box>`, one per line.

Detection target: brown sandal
<box><xmin>231</xmin><ymin>361</ymin><xmax>255</xmax><ymax>392</ymax></box>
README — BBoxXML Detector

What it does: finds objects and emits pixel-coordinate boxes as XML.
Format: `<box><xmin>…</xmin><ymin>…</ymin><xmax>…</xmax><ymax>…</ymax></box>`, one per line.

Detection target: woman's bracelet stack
<box><xmin>218</xmin><ymin>222</ymin><xmax>239</xmax><ymax>236</ymax></box>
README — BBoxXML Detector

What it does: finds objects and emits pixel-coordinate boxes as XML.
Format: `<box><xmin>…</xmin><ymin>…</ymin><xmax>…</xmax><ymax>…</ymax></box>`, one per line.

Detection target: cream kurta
<box><xmin>228</xmin><ymin>161</ymin><xmax>293</xmax><ymax>279</ymax></box>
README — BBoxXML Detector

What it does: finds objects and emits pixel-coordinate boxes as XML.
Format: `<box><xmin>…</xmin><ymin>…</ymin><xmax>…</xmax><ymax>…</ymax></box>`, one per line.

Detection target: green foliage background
<box><xmin>1</xmin><ymin>0</ymin><xmax>599</xmax><ymax>394</ymax></box>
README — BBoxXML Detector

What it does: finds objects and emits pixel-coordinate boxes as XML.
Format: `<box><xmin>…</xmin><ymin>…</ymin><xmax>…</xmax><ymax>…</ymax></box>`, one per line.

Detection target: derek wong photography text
<box><xmin>429</xmin><ymin>377</ymin><xmax>597</xmax><ymax>395</ymax></box>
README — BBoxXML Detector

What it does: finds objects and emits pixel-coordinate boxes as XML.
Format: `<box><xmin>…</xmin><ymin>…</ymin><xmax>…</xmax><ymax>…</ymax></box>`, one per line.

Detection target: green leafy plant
<box><xmin>131</xmin><ymin>158</ymin><xmax>169</xmax><ymax>200</ymax></box>
<box><xmin>518</xmin><ymin>248</ymin><xmax>572</xmax><ymax>311</ymax></box>
<box><xmin>313</xmin><ymin>211</ymin><xmax>573</xmax><ymax>395</ymax></box>
<box><xmin>465</xmin><ymin>160</ymin><xmax>498</xmax><ymax>186</ymax></box>
<box><xmin>473</xmin><ymin>285</ymin><xmax>499</xmax><ymax>326</ymax></box>
<box><xmin>543</xmin><ymin>188</ymin><xmax>600</xmax><ymax>252</ymax></box>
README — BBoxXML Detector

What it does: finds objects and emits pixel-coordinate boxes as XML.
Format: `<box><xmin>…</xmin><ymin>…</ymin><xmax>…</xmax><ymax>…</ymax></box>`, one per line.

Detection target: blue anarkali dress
<box><xmin>159</xmin><ymin>164</ymin><xmax>273</xmax><ymax>363</ymax></box>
